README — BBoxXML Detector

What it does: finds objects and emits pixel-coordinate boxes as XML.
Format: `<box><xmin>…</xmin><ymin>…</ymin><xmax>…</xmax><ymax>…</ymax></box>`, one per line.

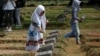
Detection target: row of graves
<box><xmin>0</xmin><ymin>30</ymin><xmax>59</xmax><ymax>56</ymax></box>
<box><xmin>35</xmin><ymin>30</ymin><xmax>59</xmax><ymax>56</ymax></box>
<box><xmin>80</xmin><ymin>35</ymin><xmax>100</xmax><ymax>56</ymax></box>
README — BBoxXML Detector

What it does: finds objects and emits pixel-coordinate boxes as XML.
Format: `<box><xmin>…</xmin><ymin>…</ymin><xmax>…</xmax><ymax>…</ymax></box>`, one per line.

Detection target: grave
<box><xmin>49</xmin><ymin>30</ymin><xmax>59</xmax><ymax>35</ymax></box>
<box><xmin>44</xmin><ymin>38</ymin><xmax>56</xmax><ymax>45</ymax></box>
<box><xmin>47</xmin><ymin>34</ymin><xmax>58</xmax><ymax>39</ymax></box>
<box><xmin>35</xmin><ymin>50</ymin><xmax>52</xmax><ymax>56</ymax></box>
<box><xmin>38</xmin><ymin>43</ymin><xmax>54</xmax><ymax>52</ymax></box>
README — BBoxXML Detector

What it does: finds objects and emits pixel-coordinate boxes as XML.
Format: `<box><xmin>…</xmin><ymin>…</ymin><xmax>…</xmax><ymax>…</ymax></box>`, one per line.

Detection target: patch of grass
<box><xmin>20</xmin><ymin>6</ymin><xmax>100</xmax><ymax>29</ymax></box>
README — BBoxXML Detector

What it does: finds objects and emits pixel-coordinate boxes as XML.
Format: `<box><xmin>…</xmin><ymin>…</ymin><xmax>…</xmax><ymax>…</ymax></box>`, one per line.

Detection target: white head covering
<box><xmin>72</xmin><ymin>0</ymin><xmax>81</xmax><ymax>9</ymax></box>
<box><xmin>31</xmin><ymin>5</ymin><xmax>46</xmax><ymax>32</ymax></box>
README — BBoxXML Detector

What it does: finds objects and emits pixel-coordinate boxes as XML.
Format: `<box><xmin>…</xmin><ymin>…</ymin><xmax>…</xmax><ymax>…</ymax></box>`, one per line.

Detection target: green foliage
<box><xmin>21</xmin><ymin>4</ymin><xmax>100</xmax><ymax>29</ymax></box>
<box><xmin>26</xmin><ymin>0</ymin><xmax>69</xmax><ymax>6</ymax></box>
<box><xmin>47</xmin><ymin>21</ymin><xmax>69</xmax><ymax>29</ymax></box>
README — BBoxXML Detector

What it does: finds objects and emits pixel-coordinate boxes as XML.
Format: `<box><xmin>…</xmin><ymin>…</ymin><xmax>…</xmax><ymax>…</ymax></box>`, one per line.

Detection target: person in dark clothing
<box><xmin>3</xmin><ymin>0</ymin><xmax>16</xmax><ymax>32</ymax></box>
<box><xmin>0</xmin><ymin>0</ymin><xmax>4</xmax><ymax>27</ymax></box>
<box><xmin>13</xmin><ymin>0</ymin><xmax>26</xmax><ymax>28</ymax></box>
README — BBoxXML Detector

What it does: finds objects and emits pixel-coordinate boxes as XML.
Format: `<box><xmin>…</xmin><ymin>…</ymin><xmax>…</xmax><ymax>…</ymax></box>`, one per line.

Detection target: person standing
<box><xmin>25</xmin><ymin>5</ymin><xmax>47</xmax><ymax>51</ymax></box>
<box><xmin>64</xmin><ymin>0</ymin><xmax>81</xmax><ymax>44</ymax></box>
<box><xmin>13</xmin><ymin>0</ymin><xmax>26</xmax><ymax>28</ymax></box>
<box><xmin>3</xmin><ymin>0</ymin><xmax>16</xmax><ymax>32</ymax></box>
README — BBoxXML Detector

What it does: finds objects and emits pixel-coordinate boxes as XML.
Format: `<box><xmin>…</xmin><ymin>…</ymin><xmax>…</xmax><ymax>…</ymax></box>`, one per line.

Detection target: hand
<box><xmin>77</xmin><ymin>18</ymin><xmax>82</xmax><ymax>23</ymax></box>
<box><xmin>76</xmin><ymin>18</ymin><xmax>83</xmax><ymax>23</ymax></box>
<box><xmin>46</xmin><ymin>20</ymin><xmax>49</xmax><ymax>25</ymax></box>
<box><xmin>79</xmin><ymin>19</ymin><xmax>82</xmax><ymax>22</ymax></box>
<box><xmin>39</xmin><ymin>29</ymin><xmax>44</xmax><ymax>33</ymax></box>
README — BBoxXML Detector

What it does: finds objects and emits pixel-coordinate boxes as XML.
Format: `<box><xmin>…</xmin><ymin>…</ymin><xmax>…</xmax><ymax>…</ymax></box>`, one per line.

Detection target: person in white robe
<box><xmin>25</xmin><ymin>5</ymin><xmax>47</xmax><ymax>51</ymax></box>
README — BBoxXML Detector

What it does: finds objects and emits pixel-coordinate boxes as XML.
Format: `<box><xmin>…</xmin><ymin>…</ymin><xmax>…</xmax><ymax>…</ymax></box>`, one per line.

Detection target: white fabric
<box><xmin>29</xmin><ymin>4</ymin><xmax>46</xmax><ymax>40</ymax></box>
<box><xmin>29</xmin><ymin>5</ymin><xmax>46</xmax><ymax>33</ymax></box>
<box><xmin>26</xmin><ymin>31</ymin><xmax>39</xmax><ymax>41</ymax></box>
<box><xmin>3</xmin><ymin>0</ymin><xmax>16</xmax><ymax>10</ymax></box>
<box><xmin>26</xmin><ymin>5</ymin><xmax>46</xmax><ymax>51</ymax></box>
<box><xmin>25</xmin><ymin>31</ymin><xmax>40</xmax><ymax>51</ymax></box>
<box><xmin>39</xmin><ymin>33</ymin><xmax>43</xmax><ymax>39</ymax></box>
<box><xmin>25</xmin><ymin>45</ymin><xmax>40</xmax><ymax>51</ymax></box>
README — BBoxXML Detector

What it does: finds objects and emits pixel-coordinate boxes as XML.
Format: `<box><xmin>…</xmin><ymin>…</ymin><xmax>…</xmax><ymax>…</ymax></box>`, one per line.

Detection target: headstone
<box><xmin>49</xmin><ymin>30</ymin><xmax>59</xmax><ymax>35</ymax></box>
<box><xmin>47</xmin><ymin>34</ymin><xmax>58</xmax><ymax>39</ymax></box>
<box><xmin>57</xmin><ymin>13</ymin><xmax>66</xmax><ymax>22</ymax></box>
<box><xmin>44</xmin><ymin>38</ymin><xmax>56</xmax><ymax>45</ymax></box>
<box><xmin>49</xmin><ymin>30</ymin><xmax>59</xmax><ymax>38</ymax></box>
<box><xmin>38</xmin><ymin>43</ymin><xmax>54</xmax><ymax>52</ymax></box>
<box><xmin>40</xmin><ymin>37</ymin><xmax>56</xmax><ymax>47</ymax></box>
<box><xmin>35</xmin><ymin>50</ymin><xmax>52</xmax><ymax>56</ymax></box>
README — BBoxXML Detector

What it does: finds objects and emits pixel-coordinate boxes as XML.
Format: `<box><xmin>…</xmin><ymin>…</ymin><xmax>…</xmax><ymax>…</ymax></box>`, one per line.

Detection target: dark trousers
<box><xmin>0</xmin><ymin>6</ymin><xmax>4</xmax><ymax>27</ymax></box>
<box><xmin>13</xmin><ymin>9</ymin><xmax>17</xmax><ymax>25</ymax></box>
<box><xmin>4</xmin><ymin>10</ymin><xmax>14</xmax><ymax>27</ymax></box>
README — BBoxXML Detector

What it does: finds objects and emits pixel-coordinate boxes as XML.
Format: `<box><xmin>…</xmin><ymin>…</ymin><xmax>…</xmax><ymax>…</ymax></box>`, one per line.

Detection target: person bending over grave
<box><xmin>64</xmin><ymin>0</ymin><xmax>83</xmax><ymax>44</ymax></box>
<box><xmin>25</xmin><ymin>5</ymin><xmax>47</xmax><ymax>51</ymax></box>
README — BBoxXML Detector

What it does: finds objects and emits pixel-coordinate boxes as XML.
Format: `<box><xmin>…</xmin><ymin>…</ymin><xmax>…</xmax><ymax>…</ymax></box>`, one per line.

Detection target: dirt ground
<box><xmin>65</xmin><ymin>38</ymin><xmax>86</xmax><ymax>56</ymax></box>
<box><xmin>0</xmin><ymin>29</ymin><xmax>100</xmax><ymax>56</ymax></box>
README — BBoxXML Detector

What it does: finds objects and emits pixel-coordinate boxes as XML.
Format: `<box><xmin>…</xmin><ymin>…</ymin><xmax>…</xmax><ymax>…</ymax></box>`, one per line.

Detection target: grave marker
<box><xmin>38</xmin><ymin>43</ymin><xmax>54</xmax><ymax>52</ymax></box>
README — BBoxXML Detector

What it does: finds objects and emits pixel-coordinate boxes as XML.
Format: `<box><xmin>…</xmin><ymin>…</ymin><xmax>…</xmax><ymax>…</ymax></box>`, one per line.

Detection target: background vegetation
<box><xmin>20</xmin><ymin>0</ymin><xmax>100</xmax><ymax>29</ymax></box>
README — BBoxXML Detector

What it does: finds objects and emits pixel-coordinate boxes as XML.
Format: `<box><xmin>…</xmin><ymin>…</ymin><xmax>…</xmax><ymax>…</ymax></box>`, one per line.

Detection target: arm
<box><xmin>78</xmin><ymin>15</ymin><xmax>86</xmax><ymax>23</ymax></box>
<box><xmin>31</xmin><ymin>15</ymin><xmax>44</xmax><ymax>33</ymax></box>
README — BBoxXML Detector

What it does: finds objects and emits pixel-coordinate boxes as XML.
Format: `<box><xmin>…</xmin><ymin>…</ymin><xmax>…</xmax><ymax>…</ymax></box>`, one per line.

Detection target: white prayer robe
<box><xmin>25</xmin><ymin>5</ymin><xmax>46</xmax><ymax>51</ymax></box>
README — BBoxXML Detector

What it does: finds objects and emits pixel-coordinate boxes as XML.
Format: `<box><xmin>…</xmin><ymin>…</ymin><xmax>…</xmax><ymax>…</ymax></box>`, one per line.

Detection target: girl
<box><xmin>25</xmin><ymin>5</ymin><xmax>47</xmax><ymax>51</ymax></box>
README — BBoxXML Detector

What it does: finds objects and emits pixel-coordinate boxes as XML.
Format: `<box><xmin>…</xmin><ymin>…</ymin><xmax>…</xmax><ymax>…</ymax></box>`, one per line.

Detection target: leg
<box><xmin>64</xmin><ymin>23</ymin><xmax>75</xmax><ymax>38</ymax></box>
<box><xmin>73</xmin><ymin>23</ymin><xmax>80</xmax><ymax>44</ymax></box>
<box><xmin>6</xmin><ymin>10</ymin><xmax>14</xmax><ymax>31</ymax></box>
<box><xmin>8</xmin><ymin>10</ymin><xmax>14</xmax><ymax>27</ymax></box>
<box><xmin>4</xmin><ymin>10</ymin><xmax>9</xmax><ymax>28</ymax></box>
<box><xmin>15</xmin><ymin>8</ymin><xmax>21</xmax><ymax>26</ymax></box>
<box><xmin>38</xmin><ymin>33</ymin><xmax>44</xmax><ymax>45</ymax></box>
<box><xmin>64</xmin><ymin>31</ymin><xmax>74</xmax><ymax>38</ymax></box>
<box><xmin>0</xmin><ymin>6</ymin><xmax>4</xmax><ymax>27</ymax></box>
<box><xmin>13</xmin><ymin>9</ymin><xmax>17</xmax><ymax>25</ymax></box>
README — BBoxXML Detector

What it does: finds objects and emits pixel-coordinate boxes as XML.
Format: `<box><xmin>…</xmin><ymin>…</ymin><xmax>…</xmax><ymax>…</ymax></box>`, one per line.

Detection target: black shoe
<box><xmin>79</xmin><ymin>34</ymin><xmax>84</xmax><ymax>39</ymax></box>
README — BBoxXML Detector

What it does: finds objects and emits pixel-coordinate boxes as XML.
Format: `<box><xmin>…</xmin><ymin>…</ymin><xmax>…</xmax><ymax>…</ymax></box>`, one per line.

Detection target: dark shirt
<box><xmin>16</xmin><ymin>0</ymin><xmax>25</xmax><ymax>8</ymax></box>
<box><xmin>0</xmin><ymin>0</ymin><xmax>3</xmax><ymax>6</ymax></box>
